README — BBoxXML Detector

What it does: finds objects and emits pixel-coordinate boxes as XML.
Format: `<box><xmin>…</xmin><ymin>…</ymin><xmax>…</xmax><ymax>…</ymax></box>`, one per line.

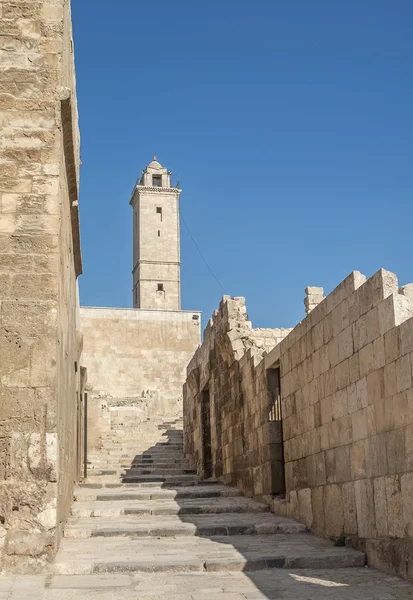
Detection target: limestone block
<box><xmin>324</xmin><ymin>484</ymin><xmax>344</xmax><ymax>537</ymax></box>
<box><xmin>348</xmin><ymin>352</ymin><xmax>360</xmax><ymax>384</ymax></box>
<box><xmin>320</xmin><ymin>395</ymin><xmax>332</xmax><ymax>425</ymax></box>
<box><xmin>385</xmin><ymin>475</ymin><xmax>405</xmax><ymax>538</ymax></box>
<box><xmin>335</xmin><ymin>444</ymin><xmax>351</xmax><ymax>483</ymax></box>
<box><xmin>384</xmin><ymin>327</ymin><xmax>401</xmax><ymax>363</ymax></box>
<box><xmin>335</xmin><ymin>359</ymin><xmax>350</xmax><ymax>391</ymax></box>
<box><xmin>352</xmin><ymin>408</ymin><xmax>368</xmax><ymax>442</ymax></box>
<box><xmin>298</xmin><ymin>487</ymin><xmax>313</xmax><ymax>527</ymax></box>
<box><xmin>350</xmin><ymin>439</ymin><xmax>367</xmax><ymax>479</ymax></box>
<box><xmin>331</xmin><ymin>388</ymin><xmax>348</xmax><ymax>420</ymax></box>
<box><xmin>365</xmin><ymin>433</ymin><xmax>387</xmax><ymax>478</ymax></box>
<box><xmin>366</xmin><ymin>307</ymin><xmax>380</xmax><ymax>344</ymax></box>
<box><xmin>367</xmin><ymin>368</ymin><xmax>385</xmax><ymax>404</ymax></box>
<box><xmin>374</xmin><ymin>398</ymin><xmax>394</xmax><ymax>434</ymax></box>
<box><xmin>383</xmin><ymin>361</ymin><xmax>397</xmax><ymax>398</ymax></box>
<box><xmin>353</xmin><ymin>315</ymin><xmax>367</xmax><ymax>353</ymax></box>
<box><xmin>404</xmin><ymin>424</ymin><xmax>413</xmax><ymax>471</ymax></box>
<box><xmin>319</xmin><ymin>423</ymin><xmax>330</xmax><ymax>451</ymax></box>
<box><xmin>342</xmin><ymin>481</ymin><xmax>358</xmax><ymax>535</ymax></box>
<box><xmin>4</xmin><ymin>530</ymin><xmax>53</xmax><ymax>559</ymax></box>
<box><xmin>311</xmin><ymin>486</ymin><xmax>325</xmax><ymax>535</ymax></box>
<box><xmin>339</xmin><ymin>415</ymin><xmax>353</xmax><ymax>446</ymax></box>
<box><xmin>378</xmin><ymin>294</ymin><xmax>413</xmax><ymax>336</ymax></box>
<box><xmin>374</xmin><ymin>476</ymin><xmax>389</xmax><ymax>538</ymax></box>
<box><xmin>395</xmin><ymin>354</ymin><xmax>412</xmax><ymax>393</ymax></box>
<box><xmin>401</xmin><ymin>472</ymin><xmax>413</xmax><ymax>538</ymax></box>
<box><xmin>373</xmin><ymin>336</ymin><xmax>385</xmax><ymax>370</ymax></box>
<box><xmin>400</xmin><ymin>317</ymin><xmax>413</xmax><ymax>357</ymax></box>
<box><xmin>386</xmin><ymin>428</ymin><xmax>406</xmax><ymax>475</ymax></box>
<box><xmin>400</xmin><ymin>284</ymin><xmax>413</xmax><ymax>300</ymax></box>
<box><xmin>359</xmin><ymin>342</ymin><xmax>374</xmax><ymax>378</ymax></box>
<box><xmin>393</xmin><ymin>392</ymin><xmax>410</xmax><ymax>429</ymax></box>
<box><xmin>325</xmin><ymin>448</ymin><xmax>336</xmax><ymax>484</ymax></box>
<box><xmin>354</xmin><ymin>478</ymin><xmax>376</xmax><ymax>538</ymax></box>
<box><xmin>328</xmin><ymin>420</ymin><xmax>340</xmax><ymax>449</ymax></box>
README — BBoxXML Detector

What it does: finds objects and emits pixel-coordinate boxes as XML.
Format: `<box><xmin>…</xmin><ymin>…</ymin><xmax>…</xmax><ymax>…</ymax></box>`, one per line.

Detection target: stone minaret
<box><xmin>130</xmin><ymin>157</ymin><xmax>181</xmax><ymax>310</ymax></box>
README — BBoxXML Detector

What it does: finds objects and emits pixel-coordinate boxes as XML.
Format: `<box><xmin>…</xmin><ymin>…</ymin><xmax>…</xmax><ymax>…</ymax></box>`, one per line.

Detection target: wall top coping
<box><xmin>80</xmin><ymin>306</ymin><xmax>201</xmax><ymax>322</ymax></box>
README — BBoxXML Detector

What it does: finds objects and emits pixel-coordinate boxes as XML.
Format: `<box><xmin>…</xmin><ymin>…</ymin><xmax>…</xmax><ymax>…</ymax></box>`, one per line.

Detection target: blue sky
<box><xmin>72</xmin><ymin>0</ymin><xmax>413</xmax><ymax>329</ymax></box>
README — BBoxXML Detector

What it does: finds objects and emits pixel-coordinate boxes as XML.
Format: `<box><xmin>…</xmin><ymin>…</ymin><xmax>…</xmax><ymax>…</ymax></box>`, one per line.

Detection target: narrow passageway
<box><xmin>2</xmin><ymin>414</ymin><xmax>413</xmax><ymax>598</ymax></box>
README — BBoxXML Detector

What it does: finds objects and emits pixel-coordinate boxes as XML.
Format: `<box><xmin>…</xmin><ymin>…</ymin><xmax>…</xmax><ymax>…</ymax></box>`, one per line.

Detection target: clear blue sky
<box><xmin>72</xmin><ymin>0</ymin><xmax>413</xmax><ymax>329</ymax></box>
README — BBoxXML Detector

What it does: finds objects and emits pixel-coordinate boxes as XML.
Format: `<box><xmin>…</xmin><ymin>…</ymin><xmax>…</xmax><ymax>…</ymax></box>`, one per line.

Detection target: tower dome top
<box><xmin>147</xmin><ymin>156</ymin><xmax>163</xmax><ymax>170</ymax></box>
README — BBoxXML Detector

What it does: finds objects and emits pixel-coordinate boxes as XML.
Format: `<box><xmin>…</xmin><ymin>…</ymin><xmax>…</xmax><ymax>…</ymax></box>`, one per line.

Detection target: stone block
<box><xmin>384</xmin><ymin>327</ymin><xmax>401</xmax><ymax>363</ymax></box>
<box><xmin>348</xmin><ymin>352</ymin><xmax>360</xmax><ymax>384</ymax></box>
<box><xmin>393</xmin><ymin>391</ymin><xmax>410</xmax><ymax>429</ymax></box>
<box><xmin>365</xmin><ymin>433</ymin><xmax>387</xmax><ymax>478</ymax></box>
<box><xmin>342</xmin><ymin>481</ymin><xmax>358</xmax><ymax>535</ymax></box>
<box><xmin>354</xmin><ymin>478</ymin><xmax>376</xmax><ymax>538</ymax></box>
<box><xmin>404</xmin><ymin>424</ymin><xmax>413</xmax><ymax>471</ymax></box>
<box><xmin>385</xmin><ymin>475</ymin><xmax>405</xmax><ymax>538</ymax></box>
<box><xmin>400</xmin><ymin>317</ymin><xmax>413</xmax><ymax>357</ymax></box>
<box><xmin>311</xmin><ymin>485</ymin><xmax>325</xmax><ymax>535</ymax></box>
<box><xmin>325</xmin><ymin>448</ymin><xmax>336</xmax><ymax>484</ymax></box>
<box><xmin>373</xmin><ymin>336</ymin><xmax>385</xmax><ymax>370</ymax></box>
<box><xmin>352</xmin><ymin>408</ymin><xmax>368</xmax><ymax>442</ymax></box>
<box><xmin>373</xmin><ymin>476</ymin><xmax>389</xmax><ymax>538</ymax></box>
<box><xmin>374</xmin><ymin>398</ymin><xmax>394</xmax><ymax>434</ymax></box>
<box><xmin>395</xmin><ymin>354</ymin><xmax>412</xmax><ymax>393</ymax></box>
<box><xmin>298</xmin><ymin>487</ymin><xmax>313</xmax><ymax>527</ymax></box>
<box><xmin>359</xmin><ymin>342</ymin><xmax>374</xmax><ymax>378</ymax></box>
<box><xmin>383</xmin><ymin>361</ymin><xmax>397</xmax><ymax>398</ymax></box>
<box><xmin>386</xmin><ymin>428</ymin><xmax>406</xmax><ymax>474</ymax></box>
<box><xmin>4</xmin><ymin>531</ymin><xmax>52</xmax><ymax>556</ymax></box>
<box><xmin>353</xmin><ymin>315</ymin><xmax>367</xmax><ymax>353</ymax></box>
<box><xmin>401</xmin><ymin>472</ymin><xmax>413</xmax><ymax>538</ymax></box>
<box><xmin>335</xmin><ymin>444</ymin><xmax>351</xmax><ymax>482</ymax></box>
<box><xmin>331</xmin><ymin>388</ymin><xmax>348</xmax><ymax>420</ymax></box>
<box><xmin>367</xmin><ymin>368</ymin><xmax>385</xmax><ymax>404</ymax></box>
<box><xmin>350</xmin><ymin>439</ymin><xmax>367</xmax><ymax>479</ymax></box>
<box><xmin>324</xmin><ymin>484</ymin><xmax>344</xmax><ymax>537</ymax></box>
<box><xmin>328</xmin><ymin>420</ymin><xmax>340</xmax><ymax>449</ymax></box>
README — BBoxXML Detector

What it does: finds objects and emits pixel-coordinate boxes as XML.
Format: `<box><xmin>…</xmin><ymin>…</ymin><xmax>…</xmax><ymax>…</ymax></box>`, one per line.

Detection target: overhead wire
<box><xmin>180</xmin><ymin>213</ymin><xmax>226</xmax><ymax>295</ymax></box>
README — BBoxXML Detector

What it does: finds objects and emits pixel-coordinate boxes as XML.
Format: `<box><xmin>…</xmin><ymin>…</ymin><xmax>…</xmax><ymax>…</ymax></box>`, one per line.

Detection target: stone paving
<box><xmin>2</xmin><ymin>415</ymin><xmax>413</xmax><ymax>598</ymax></box>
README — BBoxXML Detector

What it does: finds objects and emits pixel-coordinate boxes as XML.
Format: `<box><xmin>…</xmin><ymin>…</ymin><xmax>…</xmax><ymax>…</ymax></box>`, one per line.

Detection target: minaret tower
<box><xmin>130</xmin><ymin>157</ymin><xmax>181</xmax><ymax>310</ymax></box>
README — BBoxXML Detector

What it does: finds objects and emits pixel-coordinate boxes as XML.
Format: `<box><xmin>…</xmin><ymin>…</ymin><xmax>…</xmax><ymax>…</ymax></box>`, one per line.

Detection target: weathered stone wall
<box><xmin>80</xmin><ymin>307</ymin><xmax>201</xmax><ymax>451</ymax></box>
<box><xmin>264</xmin><ymin>269</ymin><xmax>413</xmax><ymax>580</ymax></box>
<box><xmin>184</xmin><ymin>296</ymin><xmax>291</xmax><ymax>497</ymax></box>
<box><xmin>184</xmin><ymin>270</ymin><xmax>413</xmax><ymax>580</ymax></box>
<box><xmin>0</xmin><ymin>0</ymin><xmax>83</xmax><ymax>571</ymax></box>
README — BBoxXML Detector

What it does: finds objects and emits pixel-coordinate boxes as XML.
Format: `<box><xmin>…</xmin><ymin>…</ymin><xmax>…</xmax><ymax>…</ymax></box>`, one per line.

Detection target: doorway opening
<box><xmin>201</xmin><ymin>387</ymin><xmax>213</xmax><ymax>479</ymax></box>
<box><xmin>267</xmin><ymin>367</ymin><xmax>286</xmax><ymax>496</ymax></box>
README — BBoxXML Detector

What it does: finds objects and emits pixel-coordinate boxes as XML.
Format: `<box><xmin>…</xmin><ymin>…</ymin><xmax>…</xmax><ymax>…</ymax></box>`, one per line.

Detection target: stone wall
<box><xmin>80</xmin><ymin>307</ymin><xmax>201</xmax><ymax>451</ymax></box>
<box><xmin>0</xmin><ymin>0</ymin><xmax>83</xmax><ymax>571</ymax></box>
<box><xmin>184</xmin><ymin>296</ymin><xmax>291</xmax><ymax>497</ymax></box>
<box><xmin>184</xmin><ymin>270</ymin><xmax>413</xmax><ymax>580</ymax></box>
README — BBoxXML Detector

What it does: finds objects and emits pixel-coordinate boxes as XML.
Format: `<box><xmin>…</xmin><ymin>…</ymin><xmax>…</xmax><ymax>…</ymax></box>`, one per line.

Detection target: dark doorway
<box><xmin>267</xmin><ymin>367</ymin><xmax>286</xmax><ymax>496</ymax></box>
<box><xmin>201</xmin><ymin>388</ymin><xmax>213</xmax><ymax>479</ymax></box>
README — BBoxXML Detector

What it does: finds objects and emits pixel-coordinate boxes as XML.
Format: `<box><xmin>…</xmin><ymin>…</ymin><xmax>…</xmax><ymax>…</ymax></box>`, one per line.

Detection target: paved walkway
<box><xmin>2</xmin><ymin>415</ymin><xmax>413</xmax><ymax>598</ymax></box>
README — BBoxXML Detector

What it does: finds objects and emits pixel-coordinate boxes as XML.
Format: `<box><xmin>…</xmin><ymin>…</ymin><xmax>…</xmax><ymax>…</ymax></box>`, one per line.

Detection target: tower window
<box><xmin>156</xmin><ymin>206</ymin><xmax>162</xmax><ymax>221</ymax></box>
<box><xmin>157</xmin><ymin>283</ymin><xmax>164</xmax><ymax>292</ymax></box>
<box><xmin>158</xmin><ymin>230</ymin><xmax>160</xmax><ymax>237</ymax></box>
<box><xmin>152</xmin><ymin>175</ymin><xmax>162</xmax><ymax>187</ymax></box>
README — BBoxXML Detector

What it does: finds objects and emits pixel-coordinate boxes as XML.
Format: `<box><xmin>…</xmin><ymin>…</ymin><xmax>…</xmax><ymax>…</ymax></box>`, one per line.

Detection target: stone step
<box><xmin>71</xmin><ymin>496</ymin><xmax>270</xmax><ymax>517</ymax></box>
<box><xmin>45</xmin><ymin>569</ymin><xmax>413</xmax><ymax>600</ymax></box>
<box><xmin>52</xmin><ymin>534</ymin><xmax>365</xmax><ymax>575</ymax></box>
<box><xmin>121</xmin><ymin>474</ymin><xmax>199</xmax><ymax>484</ymax></box>
<box><xmin>74</xmin><ymin>484</ymin><xmax>243</xmax><ymax>501</ymax></box>
<box><xmin>64</xmin><ymin>513</ymin><xmax>307</xmax><ymax>538</ymax></box>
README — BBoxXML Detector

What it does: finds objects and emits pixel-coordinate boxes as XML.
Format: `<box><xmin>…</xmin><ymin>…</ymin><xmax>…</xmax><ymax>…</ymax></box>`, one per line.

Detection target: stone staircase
<box><xmin>50</xmin><ymin>414</ymin><xmax>367</xmax><ymax>594</ymax></box>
